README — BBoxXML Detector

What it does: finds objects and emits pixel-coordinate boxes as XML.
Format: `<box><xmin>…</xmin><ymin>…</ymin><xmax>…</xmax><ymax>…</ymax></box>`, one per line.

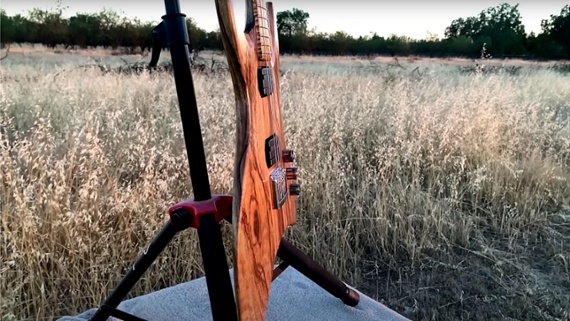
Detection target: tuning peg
<box><xmin>282</xmin><ymin>149</ymin><xmax>295</xmax><ymax>162</ymax></box>
<box><xmin>286</xmin><ymin>167</ymin><xmax>298</xmax><ymax>180</ymax></box>
<box><xmin>289</xmin><ymin>183</ymin><xmax>300</xmax><ymax>196</ymax></box>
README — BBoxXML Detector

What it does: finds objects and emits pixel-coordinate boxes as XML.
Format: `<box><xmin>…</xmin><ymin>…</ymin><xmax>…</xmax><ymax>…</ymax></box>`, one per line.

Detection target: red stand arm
<box><xmin>167</xmin><ymin>194</ymin><xmax>233</xmax><ymax>229</ymax></box>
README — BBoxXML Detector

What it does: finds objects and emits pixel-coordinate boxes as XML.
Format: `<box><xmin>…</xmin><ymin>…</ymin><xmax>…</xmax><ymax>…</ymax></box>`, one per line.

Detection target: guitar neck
<box><xmin>253</xmin><ymin>0</ymin><xmax>272</xmax><ymax>64</ymax></box>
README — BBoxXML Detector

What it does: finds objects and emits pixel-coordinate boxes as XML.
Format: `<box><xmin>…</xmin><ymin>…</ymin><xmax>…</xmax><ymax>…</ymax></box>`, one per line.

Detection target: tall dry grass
<box><xmin>1</xmin><ymin>53</ymin><xmax>569</xmax><ymax>321</ymax></box>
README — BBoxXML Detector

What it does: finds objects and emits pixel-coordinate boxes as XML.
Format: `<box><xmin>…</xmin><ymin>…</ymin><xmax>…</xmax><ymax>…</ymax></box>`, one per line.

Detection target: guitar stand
<box><xmin>88</xmin><ymin>1</ymin><xmax>359</xmax><ymax>320</ymax></box>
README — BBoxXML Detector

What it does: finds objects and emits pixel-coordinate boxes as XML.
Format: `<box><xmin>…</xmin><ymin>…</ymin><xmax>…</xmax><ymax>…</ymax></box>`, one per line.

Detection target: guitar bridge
<box><xmin>270</xmin><ymin>166</ymin><xmax>288</xmax><ymax>209</ymax></box>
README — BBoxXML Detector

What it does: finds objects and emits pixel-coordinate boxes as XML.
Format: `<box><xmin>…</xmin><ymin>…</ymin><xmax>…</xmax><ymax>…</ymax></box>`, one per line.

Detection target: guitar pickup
<box><xmin>265</xmin><ymin>134</ymin><xmax>280</xmax><ymax>168</ymax></box>
<box><xmin>257</xmin><ymin>67</ymin><xmax>274</xmax><ymax>97</ymax></box>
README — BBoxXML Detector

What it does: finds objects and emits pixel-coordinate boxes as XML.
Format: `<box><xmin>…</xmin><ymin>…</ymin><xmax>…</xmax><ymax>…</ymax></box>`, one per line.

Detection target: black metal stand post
<box><xmin>87</xmin><ymin>1</ymin><xmax>359</xmax><ymax>320</ymax></box>
<box><xmin>89</xmin><ymin>0</ymin><xmax>237</xmax><ymax>320</ymax></box>
<box><xmin>160</xmin><ymin>1</ymin><xmax>236</xmax><ymax>318</ymax></box>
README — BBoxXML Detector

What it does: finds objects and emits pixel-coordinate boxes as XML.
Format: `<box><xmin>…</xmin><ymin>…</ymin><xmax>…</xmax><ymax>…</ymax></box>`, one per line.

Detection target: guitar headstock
<box><xmin>215</xmin><ymin>0</ymin><xmax>299</xmax><ymax>320</ymax></box>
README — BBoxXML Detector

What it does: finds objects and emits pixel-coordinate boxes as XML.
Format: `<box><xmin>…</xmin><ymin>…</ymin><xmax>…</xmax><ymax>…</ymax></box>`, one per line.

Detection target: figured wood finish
<box><xmin>215</xmin><ymin>0</ymin><xmax>297</xmax><ymax>320</ymax></box>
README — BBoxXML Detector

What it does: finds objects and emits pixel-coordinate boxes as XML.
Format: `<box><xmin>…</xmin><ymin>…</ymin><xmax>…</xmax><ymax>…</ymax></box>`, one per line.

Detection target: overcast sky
<box><xmin>2</xmin><ymin>0</ymin><xmax>568</xmax><ymax>39</ymax></box>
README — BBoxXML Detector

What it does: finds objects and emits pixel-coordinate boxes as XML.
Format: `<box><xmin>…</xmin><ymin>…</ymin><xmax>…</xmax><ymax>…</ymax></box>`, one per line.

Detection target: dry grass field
<box><xmin>1</xmin><ymin>45</ymin><xmax>569</xmax><ymax>321</ymax></box>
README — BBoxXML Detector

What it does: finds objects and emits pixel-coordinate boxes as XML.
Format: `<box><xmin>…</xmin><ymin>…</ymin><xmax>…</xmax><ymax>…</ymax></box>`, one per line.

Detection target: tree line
<box><xmin>1</xmin><ymin>3</ymin><xmax>568</xmax><ymax>59</ymax></box>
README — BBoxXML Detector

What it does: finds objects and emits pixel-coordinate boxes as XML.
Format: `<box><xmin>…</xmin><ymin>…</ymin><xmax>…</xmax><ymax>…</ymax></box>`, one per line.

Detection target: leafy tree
<box><xmin>203</xmin><ymin>30</ymin><xmax>222</xmax><ymax>51</ymax></box>
<box><xmin>134</xmin><ymin>20</ymin><xmax>155</xmax><ymax>52</ymax></box>
<box><xmin>444</xmin><ymin>36</ymin><xmax>478</xmax><ymax>56</ymax></box>
<box><xmin>276</xmin><ymin>8</ymin><xmax>310</xmax><ymax>37</ymax></box>
<box><xmin>1</xmin><ymin>9</ymin><xmax>15</xmax><ymax>45</ymax></box>
<box><xmin>186</xmin><ymin>17</ymin><xmax>208</xmax><ymax>50</ymax></box>
<box><xmin>27</xmin><ymin>6</ymin><xmax>68</xmax><ymax>48</ymax></box>
<box><xmin>94</xmin><ymin>8</ymin><xmax>123</xmax><ymax>48</ymax></box>
<box><xmin>1</xmin><ymin>3</ymin><xmax>569</xmax><ymax>60</ymax></box>
<box><xmin>67</xmin><ymin>13</ymin><xmax>103</xmax><ymax>48</ymax></box>
<box><xmin>539</xmin><ymin>5</ymin><xmax>570</xmax><ymax>56</ymax></box>
<box><xmin>386</xmin><ymin>35</ymin><xmax>412</xmax><ymax>56</ymax></box>
<box><xmin>445</xmin><ymin>16</ymin><xmax>482</xmax><ymax>39</ymax></box>
<box><xmin>328</xmin><ymin>31</ymin><xmax>353</xmax><ymax>55</ymax></box>
<box><xmin>5</xmin><ymin>13</ymin><xmax>35</xmax><ymax>45</ymax></box>
<box><xmin>444</xmin><ymin>3</ymin><xmax>527</xmax><ymax>55</ymax></box>
<box><xmin>368</xmin><ymin>33</ymin><xmax>388</xmax><ymax>55</ymax></box>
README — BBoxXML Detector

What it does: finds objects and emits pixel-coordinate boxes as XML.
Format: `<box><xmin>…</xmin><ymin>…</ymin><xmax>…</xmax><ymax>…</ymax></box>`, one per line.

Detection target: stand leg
<box><xmin>223</xmin><ymin>216</ymin><xmax>360</xmax><ymax>307</ymax></box>
<box><xmin>90</xmin><ymin>222</ymin><xmax>178</xmax><ymax>321</ymax></box>
<box><xmin>277</xmin><ymin>240</ymin><xmax>360</xmax><ymax>307</ymax></box>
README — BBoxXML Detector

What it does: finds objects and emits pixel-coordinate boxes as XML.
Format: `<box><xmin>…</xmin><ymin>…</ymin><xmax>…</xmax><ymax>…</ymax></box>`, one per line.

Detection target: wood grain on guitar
<box><xmin>215</xmin><ymin>0</ymin><xmax>299</xmax><ymax>320</ymax></box>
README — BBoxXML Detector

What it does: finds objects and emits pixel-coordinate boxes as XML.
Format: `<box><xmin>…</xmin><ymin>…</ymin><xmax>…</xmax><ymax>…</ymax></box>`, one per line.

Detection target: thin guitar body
<box><xmin>215</xmin><ymin>0</ymin><xmax>299</xmax><ymax>320</ymax></box>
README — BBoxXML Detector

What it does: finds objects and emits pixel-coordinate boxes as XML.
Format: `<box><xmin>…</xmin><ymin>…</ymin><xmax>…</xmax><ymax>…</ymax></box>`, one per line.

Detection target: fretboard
<box><xmin>253</xmin><ymin>0</ymin><xmax>272</xmax><ymax>62</ymax></box>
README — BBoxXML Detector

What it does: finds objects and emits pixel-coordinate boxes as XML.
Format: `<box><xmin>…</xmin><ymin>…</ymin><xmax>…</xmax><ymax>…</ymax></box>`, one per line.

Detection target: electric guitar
<box><xmin>215</xmin><ymin>0</ymin><xmax>299</xmax><ymax>319</ymax></box>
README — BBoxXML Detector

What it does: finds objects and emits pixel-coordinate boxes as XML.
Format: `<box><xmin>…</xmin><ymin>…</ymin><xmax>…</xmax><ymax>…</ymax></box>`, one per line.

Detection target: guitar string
<box><xmin>257</xmin><ymin>0</ymin><xmax>286</xmax><ymax>214</ymax></box>
<box><xmin>256</xmin><ymin>0</ymin><xmax>279</xmax><ymax>165</ymax></box>
<box><xmin>265</xmin><ymin>0</ymin><xmax>289</xmax><ymax>220</ymax></box>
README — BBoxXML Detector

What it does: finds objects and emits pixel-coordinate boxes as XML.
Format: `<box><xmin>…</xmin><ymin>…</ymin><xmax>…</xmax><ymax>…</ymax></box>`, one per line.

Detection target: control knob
<box><xmin>289</xmin><ymin>183</ymin><xmax>301</xmax><ymax>196</ymax></box>
<box><xmin>282</xmin><ymin>149</ymin><xmax>295</xmax><ymax>163</ymax></box>
<box><xmin>286</xmin><ymin>167</ymin><xmax>298</xmax><ymax>180</ymax></box>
